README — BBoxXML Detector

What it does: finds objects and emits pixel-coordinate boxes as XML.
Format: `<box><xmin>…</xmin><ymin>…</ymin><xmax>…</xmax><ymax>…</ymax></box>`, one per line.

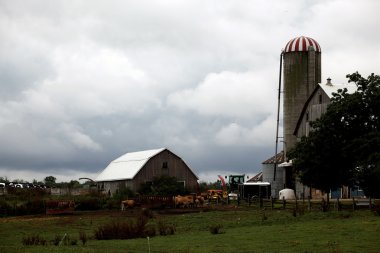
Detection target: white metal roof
<box><xmin>95</xmin><ymin>148</ymin><xmax>166</xmax><ymax>182</ymax></box>
<box><xmin>243</xmin><ymin>182</ymin><xmax>270</xmax><ymax>186</ymax></box>
<box><xmin>319</xmin><ymin>82</ymin><xmax>357</xmax><ymax>98</ymax></box>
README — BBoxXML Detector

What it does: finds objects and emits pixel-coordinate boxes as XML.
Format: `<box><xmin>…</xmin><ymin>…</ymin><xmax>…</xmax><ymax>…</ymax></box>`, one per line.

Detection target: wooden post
<box><xmin>352</xmin><ymin>197</ymin><xmax>355</xmax><ymax>211</ymax></box>
<box><xmin>282</xmin><ymin>197</ymin><xmax>286</xmax><ymax>210</ymax></box>
<box><xmin>308</xmin><ymin>196</ymin><xmax>311</xmax><ymax>211</ymax></box>
<box><xmin>271</xmin><ymin>196</ymin><xmax>274</xmax><ymax>210</ymax></box>
<box><xmin>369</xmin><ymin>197</ymin><xmax>372</xmax><ymax>210</ymax></box>
<box><xmin>336</xmin><ymin>197</ymin><xmax>340</xmax><ymax>211</ymax></box>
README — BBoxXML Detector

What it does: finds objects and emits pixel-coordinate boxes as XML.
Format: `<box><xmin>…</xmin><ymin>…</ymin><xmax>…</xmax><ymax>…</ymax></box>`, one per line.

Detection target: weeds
<box><xmin>22</xmin><ymin>234</ymin><xmax>47</xmax><ymax>246</ymax></box>
<box><xmin>52</xmin><ymin>234</ymin><xmax>77</xmax><ymax>246</ymax></box>
<box><xmin>79</xmin><ymin>231</ymin><xmax>87</xmax><ymax>246</ymax></box>
<box><xmin>209</xmin><ymin>224</ymin><xmax>224</xmax><ymax>234</ymax></box>
<box><xmin>157</xmin><ymin>219</ymin><xmax>176</xmax><ymax>236</ymax></box>
<box><xmin>94</xmin><ymin>215</ymin><xmax>149</xmax><ymax>240</ymax></box>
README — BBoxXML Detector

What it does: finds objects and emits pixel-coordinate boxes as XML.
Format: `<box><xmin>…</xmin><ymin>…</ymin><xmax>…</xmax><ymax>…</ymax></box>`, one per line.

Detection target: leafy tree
<box><xmin>0</xmin><ymin>177</ymin><xmax>9</xmax><ymax>183</ymax></box>
<box><xmin>139</xmin><ymin>175</ymin><xmax>188</xmax><ymax>196</ymax></box>
<box><xmin>289</xmin><ymin>72</ymin><xmax>380</xmax><ymax>197</ymax></box>
<box><xmin>44</xmin><ymin>176</ymin><xmax>56</xmax><ymax>187</ymax></box>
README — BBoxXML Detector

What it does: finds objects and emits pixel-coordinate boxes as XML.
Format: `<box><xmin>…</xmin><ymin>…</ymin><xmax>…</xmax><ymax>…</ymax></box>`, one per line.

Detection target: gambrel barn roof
<box><xmin>95</xmin><ymin>148</ymin><xmax>198</xmax><ymax>182</ymax></box>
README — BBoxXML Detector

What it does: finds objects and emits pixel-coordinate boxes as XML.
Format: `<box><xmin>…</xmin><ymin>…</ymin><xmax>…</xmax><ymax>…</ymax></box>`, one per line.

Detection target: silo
<box><xmin>283</xmin><ymin>36</ymin><xmax>321</xmax><ymax>151</ymax></box>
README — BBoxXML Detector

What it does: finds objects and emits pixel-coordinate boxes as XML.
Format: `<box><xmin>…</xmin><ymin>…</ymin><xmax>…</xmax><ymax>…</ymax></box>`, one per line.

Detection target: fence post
<box><xmin>336</xmin><ymin>197</ymin><xmax>340</xmax><ymax>211</ymax></box>
<box><xmin>282</xmin><ymin>197</ymin><xmax>286</xmax><ymax>210</ymax></box>
<box><xmin>308</xmin><ymin>196</ymin><xmax>311</xmax><ymax>211</ymax></box>
<box><xmin>352</xmin><ymin>197</ymin><xmax>356</xmax><ymax>211</ymax></box>
<box><xmin>369</xmin><ymin>197</ymin><xmax>372</xmax><ymax>210</ymax></box>
<box><xmin>271</xmin><ymin>196</ymin><xmax>274</xmax><ymax>210</ymax></box>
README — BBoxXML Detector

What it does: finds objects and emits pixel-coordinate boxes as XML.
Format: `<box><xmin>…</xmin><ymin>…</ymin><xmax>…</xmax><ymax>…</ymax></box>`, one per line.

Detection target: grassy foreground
<box><xmin>0</xmin><ymin>207</ymin><xmax>379</xmax><ymax>253</ymax></box>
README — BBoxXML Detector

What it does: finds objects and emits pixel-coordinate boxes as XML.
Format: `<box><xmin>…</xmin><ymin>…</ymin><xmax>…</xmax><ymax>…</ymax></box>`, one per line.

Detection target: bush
<box><xmin>0</xmin><ymin>199</ymin><xmax>13</xmax><ymax>217</ymax></box>
<box><xmin>157</xmin><ymin>219</ymin><xmax>176</xmax><ymax>236</ymax></box>
<box><xmin>79</xmin><ymin>231</ymin><xmax>87</xmax><ymax>245</ymax></box>
<box><xmin>0</xmin><ymin>199</ymin><xmax>45</xmax><ymax>216</ymax></box>
<box><xmin>141</xmin><ymin>208</ymin><xmax>154</xmax><ymax>218</ymax></box>
<box><xmin>25</xmin><ymin>199</ymin><xmax>45</xmax><ymax>214</ymax></box>
<box><xmin>22</xmin><ymin>234</ymin><xmax>47</xmax><ymax>246</ymax></box>
<box><xmin>104</xmin><ymin>198</ymin><xmax>120</xmax><ymax>210</ymax></box>
<box><xmin>75</xmin><ymin>196</ymin><xmax>102</xmax><ymax>210</ymax></box>
<box><xmin>145</xmin><ymin>225</ymin><xmax>156</xmax><ymax>237</ymax></box>
<box><xmin>51</xmin><ymin>234</ymin><xmax>77</xmax><ymax>246</ymax></box>
<box><xmin>209</xmin><ymin>224</ymin><xmax>224</xmax><ymax>235</ymax></box>
<box><xmin>94</xmin><ymin>215</ymin><xmax>150</xmax><ymax>240</ymax></box>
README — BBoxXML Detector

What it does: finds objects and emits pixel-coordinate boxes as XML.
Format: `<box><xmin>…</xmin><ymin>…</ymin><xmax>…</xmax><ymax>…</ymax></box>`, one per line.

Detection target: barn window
<box><xmin>162</xmin><ymin>162</ymin><xmax>169</xmax><ymax>175</ymax></box>
<box><xmin>319</xmin><ymin>94</ymin><xmax>322</xmax><ymax>104</ymax></box>
<box><xmin>177</xmin><ymin>181</ymin><xmax>185</xmax><ymax>189</ymax></box>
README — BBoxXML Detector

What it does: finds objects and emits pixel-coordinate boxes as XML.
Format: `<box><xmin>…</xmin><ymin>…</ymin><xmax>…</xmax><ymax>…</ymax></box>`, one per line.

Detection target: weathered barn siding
<box><xmin>98</xmin><ymin>179</ymin><xmax>133</xmax><ymax>196</ymax></box>
<box><xmin>295</xmin><ymin>86</ymin><xmax>330</xmax><ymax>139</ymax></box>
<box><xmin>133</xmin><ymin>149</ymin><xmax>198</xmax><ymax>192</ymax></box>
<box><xmin>96</xmin><ymin>148</ymin><xmax>198</xmax><ymax>196</ymax></box>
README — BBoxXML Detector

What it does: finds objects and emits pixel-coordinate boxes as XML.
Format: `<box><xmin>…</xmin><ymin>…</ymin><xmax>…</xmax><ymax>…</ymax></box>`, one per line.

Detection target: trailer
<box><xmin>238</xmin><ymin>182</ymin><xmax>271</xmax><ymax>200</ymax></box>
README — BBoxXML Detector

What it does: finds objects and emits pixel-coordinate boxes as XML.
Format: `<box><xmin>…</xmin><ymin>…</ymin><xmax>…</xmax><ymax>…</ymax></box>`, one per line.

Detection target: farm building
<box><xmin>293</xmin><ymin>78</ymin><xmax>357</xmax><ymax>139</ymax></box>
<box><xmin>262</xmin><ymin>36</ymin><xmax>358</xmax><ymax>199</ymax></box>
<box><xmin>264</xmin><ymin>80</ymin><xmax>357</xmax><ymax>199</ymax></box>
<box><xmin>95</xmin><ymin>148</ymin><xmax>199</xmax><ymax>196</ymax></box>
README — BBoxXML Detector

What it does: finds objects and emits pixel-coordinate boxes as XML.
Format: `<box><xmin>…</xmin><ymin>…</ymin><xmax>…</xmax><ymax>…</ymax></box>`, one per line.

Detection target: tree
<box><xmin>138</xmin><ymin>175</ymin><xmax>188</xmax><ymax>196</ymax></box>
<box><xmin>289</xmin><ymin>72</ymin><xmax>380</xmax><ymax>197</ymax></box>
<box><xmin>0</xmin><ymin>177</ymin><xmax>9</xmax><ymax>183</ymax></box>
<box><xmin>44</xmin><ymin>176</ymin><xmax>57</xmax><ymax>187</ymax></box>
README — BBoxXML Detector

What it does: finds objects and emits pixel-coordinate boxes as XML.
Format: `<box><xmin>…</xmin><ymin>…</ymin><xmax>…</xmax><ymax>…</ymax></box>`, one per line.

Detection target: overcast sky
<box><xmin>1</xmin><ymin>0</ymin><xmax>379</xmax><ymax>183</ymax></box>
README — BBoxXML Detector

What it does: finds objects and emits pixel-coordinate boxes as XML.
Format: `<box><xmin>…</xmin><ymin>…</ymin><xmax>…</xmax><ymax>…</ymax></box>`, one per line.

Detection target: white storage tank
<box><xmin>279</xmin><ymin>188</ymin><xmax>296</xmax><ymax>200</ymax></box>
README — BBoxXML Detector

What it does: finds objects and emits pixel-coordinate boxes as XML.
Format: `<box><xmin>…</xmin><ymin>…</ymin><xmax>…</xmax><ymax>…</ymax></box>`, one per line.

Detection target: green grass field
<box><xmin>0</xmin><ymin>207</ymin><xmax>379</xmax><ymax>253</ymax></box>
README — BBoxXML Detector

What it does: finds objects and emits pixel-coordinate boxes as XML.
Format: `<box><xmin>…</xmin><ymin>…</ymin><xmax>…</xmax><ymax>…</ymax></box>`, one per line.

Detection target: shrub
<box><xmin>141</xmin><ymin>208</ymin><xmax>154</xmax><ymax>218</ymax></box>
<box><xmin>157</xmin><ymin>219</ymin><xmax>176</xmax><ymax>236</ymax></box>
<box><xmin>104</xmin><ymin>198</ymin><xmax>120</xmax><ymax>210</ymax></box>
<box><xmin>25</xmin><ymin>199</ymin><xmax>45</xmax><ymax>214</ymax></box>
<box><xmin>0</xmin><ymin>199</ymin><xmax>13</xmax><ymax>217</ymax></box>
<box><xmin>75</xmin><ymin>196</ymin><xmax>102</xmax><ymax>210</ymax></box>
<box><xmin>79</xmin><ymin>231</ymin><xmax>87</xmax><ymax>245</ymax></box>
<box><xmin>209</xmin><ymin>224</ymin><xmax>224</xmax><ymax>235</ymax></box>
<box><xmin>145</xmin><ymin>225</ymin><xmax>156</xmax><ymax>237</ymax></box>
<box><xmin>52</xmin><ymin>234</ymin><xmax>77</xmax><ymax>246</ymax></box>
<box><xmin>22</xmin><ymin>234</ymin><xmax>47</xmax><ymax>246</ymax></box>
<box><xmin>94</xmin><ymin>215</ymin><xmax>150</xmax><ymax>240</ymax></box>
<box><xmin>52</xmin><ymin>235</ymin><xmax>61</xmax><ymax>246</ymax></box>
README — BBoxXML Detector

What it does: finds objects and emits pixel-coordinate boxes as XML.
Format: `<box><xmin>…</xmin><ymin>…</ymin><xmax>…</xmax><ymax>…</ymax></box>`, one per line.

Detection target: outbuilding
<box><xmin>96</xmin><ymin>148</ymin><xmax>199</xmax><ymax>196</ymax></box>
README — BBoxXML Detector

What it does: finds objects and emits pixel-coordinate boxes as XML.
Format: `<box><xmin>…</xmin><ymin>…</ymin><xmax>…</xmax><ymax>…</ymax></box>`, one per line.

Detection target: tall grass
<box><xmin>1</xmin><ymin>208</ymin><xmax>379</xmax><ymax>253</ymax></box>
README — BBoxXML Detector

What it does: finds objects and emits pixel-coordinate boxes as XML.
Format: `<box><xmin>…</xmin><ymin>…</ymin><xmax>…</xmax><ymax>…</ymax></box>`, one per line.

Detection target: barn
<box><xmin>95</xmin><ymin>148</ymin><xmax>199</xmax><ymax>196</ymax></box>
<box><xmin>262</xmin><ymin>36</ymin><xmax>358</xmax><ymax>199</ymax></box>
<box><xmin>294</xmin><ymin>78</ymin><xmax>357</xmax><ymax>139</ymax></box>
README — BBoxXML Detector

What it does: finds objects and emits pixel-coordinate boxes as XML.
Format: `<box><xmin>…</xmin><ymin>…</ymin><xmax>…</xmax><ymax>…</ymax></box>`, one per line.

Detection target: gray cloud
<box><xmin>0</xmin><ymin>0</ymin><xmax>379</xmax><ymax>182</ymax></box>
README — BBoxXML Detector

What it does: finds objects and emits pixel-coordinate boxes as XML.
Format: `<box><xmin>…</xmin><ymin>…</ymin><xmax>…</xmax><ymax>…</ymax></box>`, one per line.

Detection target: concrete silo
<box><xmin>283</xmin><ymin>36</ymin><xmax>321</xmax><ymax>151</ymax></box>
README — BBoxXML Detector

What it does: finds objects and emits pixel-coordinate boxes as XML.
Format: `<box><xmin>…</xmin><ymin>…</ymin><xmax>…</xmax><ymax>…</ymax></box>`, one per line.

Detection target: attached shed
<box><xmin>96</xmin><ymin>148</ymin><xmax>199</xmax><ymax>196</ymax></box>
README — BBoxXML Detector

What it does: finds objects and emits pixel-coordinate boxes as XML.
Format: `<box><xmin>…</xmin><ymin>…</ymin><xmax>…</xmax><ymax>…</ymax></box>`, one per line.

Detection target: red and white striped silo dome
<box><xmin>284</xmin><ymin>36</ymin><xmax>321</xmax><ymax>53</ymax></box>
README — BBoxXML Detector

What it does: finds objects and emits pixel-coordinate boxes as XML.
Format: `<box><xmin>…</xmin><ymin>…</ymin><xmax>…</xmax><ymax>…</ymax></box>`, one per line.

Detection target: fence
<box><xmin>134</xmin><ymin>195</ymin><xmax>175</xmax><ymax>209</ymax></box>
<box><xmin>242</xmin><ymin>196</ymin><xmax>378</xmax><ymax>212</ymax></box>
